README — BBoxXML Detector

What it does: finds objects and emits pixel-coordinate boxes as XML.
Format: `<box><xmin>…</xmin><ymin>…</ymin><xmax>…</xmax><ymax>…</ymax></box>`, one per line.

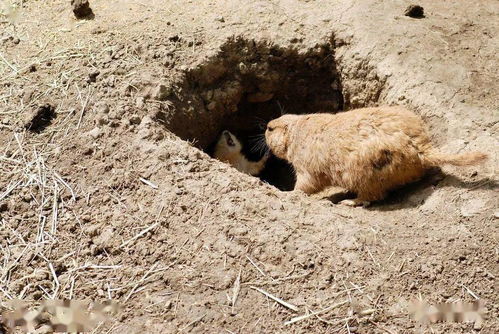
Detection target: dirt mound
<box><xmin>0</xmin><ymin>0</ymin><xmax>497</xmax><ymax>333</ymax></box>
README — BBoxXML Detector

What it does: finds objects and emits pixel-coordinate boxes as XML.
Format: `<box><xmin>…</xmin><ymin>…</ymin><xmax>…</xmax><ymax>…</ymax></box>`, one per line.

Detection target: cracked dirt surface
<box><xmin>0</xmin><ymin>0</ymin><xmax>498</xmax><ymax>333</ymax></box>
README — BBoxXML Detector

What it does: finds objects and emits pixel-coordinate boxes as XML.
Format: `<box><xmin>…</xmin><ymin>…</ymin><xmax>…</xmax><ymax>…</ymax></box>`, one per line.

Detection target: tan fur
<box><xmin>265</xmin><ymin>106</ymin><xmax>488</xmax><ymax>205</ymax></box>
<box><xmin>214</xmin><ymin>130</ymin><xmax>268</xmax><ymax>176</ymax></box>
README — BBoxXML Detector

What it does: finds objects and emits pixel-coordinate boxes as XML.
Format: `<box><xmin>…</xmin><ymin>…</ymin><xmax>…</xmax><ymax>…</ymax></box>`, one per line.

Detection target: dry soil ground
<box><xmin>0</xmin><ymin>0</ymin><xmax>498</xmax><ymax>333</ymax></box>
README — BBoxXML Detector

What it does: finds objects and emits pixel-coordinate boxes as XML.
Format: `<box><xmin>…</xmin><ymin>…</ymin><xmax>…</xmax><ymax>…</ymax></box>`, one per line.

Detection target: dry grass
<box><xmin>0</xmin><ymin>14</ymin><xmax>113</xmax><ymax>309</ymax></box>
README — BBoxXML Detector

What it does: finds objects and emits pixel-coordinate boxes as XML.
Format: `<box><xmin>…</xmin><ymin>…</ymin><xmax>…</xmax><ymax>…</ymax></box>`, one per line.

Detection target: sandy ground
<box><xmin>0</xmin><ymin>0</ymin><xmax>498</xmax><ymax>333</ymax></box>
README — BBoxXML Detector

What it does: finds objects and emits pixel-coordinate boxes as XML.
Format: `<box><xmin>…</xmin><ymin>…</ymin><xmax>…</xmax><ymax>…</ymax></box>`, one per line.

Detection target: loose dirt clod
<box><xmin>71</xmin><ymin>0</ymin><xmax>94</xmax><ymax>19</ymax></box>
<box><xmin>87</xmin><ymin>70</ymin><xmax>100</xmax><ymax>83</ymax></box>
<box><xmin>23</xmin><ymin>104</ymin><xmax>56</xmax><ymax>133</ymax></box>
<box><xmin>153</xmin><ymin>84</ymin><xmax>173</xmax><ymax>101</ymax></box>
<box><xmin>404</xmin><ymin>5</ymin><xmax>425</xmax><ymax>18</ymax></box>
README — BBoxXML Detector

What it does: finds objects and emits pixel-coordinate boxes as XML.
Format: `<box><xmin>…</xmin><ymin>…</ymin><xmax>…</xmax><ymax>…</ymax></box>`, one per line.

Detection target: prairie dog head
<box><xmin>214</xmin><ymin>130</ymin><xmax>269</xmax><ymax>176</ymax></box>
<box><xmin>214</xmin><ymin>130</ymin><xmax>243</xmax><ymax>162</ymax></box>
<box><xmin>265</xmin><ymin>114</ymin><xmax>300</xmax><ymax>159</ymax></box>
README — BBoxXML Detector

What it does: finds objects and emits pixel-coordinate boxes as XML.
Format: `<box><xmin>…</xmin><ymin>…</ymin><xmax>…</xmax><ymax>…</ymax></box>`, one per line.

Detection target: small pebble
<box><xmin>153</xmin><ymin>84</ymin><xmax>172</xmax><ymax>101</ymax></box>
<box><xmin>96</xmin><ymin>116</ymin><xmax>109</xmax><ymax>126</ymax></box>
<box><xmin>88</xmin><ymin>70</ymin><xmax>100</xmax><ymax>83</ymax></box>
<box><xmin>96</xmin><ymin>103</ymin><xmax>110</xmax><ymax>114</ymax></box>
<box><xmin>136</xmin><ymin>97</ymin><xmax>145</xmax><ymax>108</ymax></box>
<box><xmin>87</xmin><ymin>127</ymin><xmax>102</xmax><ymax>139</ymax></box>
<box><xmin>129</xmin><ymin>114</ymin><xmax>142</xmax><ymax>125</ymax></box>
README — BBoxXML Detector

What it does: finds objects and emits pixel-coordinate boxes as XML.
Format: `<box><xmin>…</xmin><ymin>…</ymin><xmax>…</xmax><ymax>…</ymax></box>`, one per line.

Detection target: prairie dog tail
<box><xmin>423</xmin><ymin>150</ymin><xmax>488</xmax><ymax>167</ymax></box>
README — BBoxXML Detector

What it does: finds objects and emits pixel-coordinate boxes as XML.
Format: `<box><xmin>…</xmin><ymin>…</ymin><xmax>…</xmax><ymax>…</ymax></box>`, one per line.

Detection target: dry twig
<box><xmin>251</xmin><ymin>286</ymin><xmax>299</xmax><ymax>312</ymax></box>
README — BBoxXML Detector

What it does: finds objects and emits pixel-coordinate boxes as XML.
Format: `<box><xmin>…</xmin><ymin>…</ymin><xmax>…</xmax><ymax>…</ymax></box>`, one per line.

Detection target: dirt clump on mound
<box><xmin>71</xmin><ymin>0</ymin><xmax>94</xmax><ymax>19</ymax></box>
<box><xmin>404</xmin><ymin>5</ymin><xmax>425</xmax><ymax>18</ymax></box>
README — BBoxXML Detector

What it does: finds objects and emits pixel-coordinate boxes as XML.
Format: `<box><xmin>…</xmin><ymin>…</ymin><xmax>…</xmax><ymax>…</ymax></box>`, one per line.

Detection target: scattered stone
<box><xmin>86</xmin><ymin>127</ymin><xmax>102</xmax><ymax>139</ymax></box>
<box><xmin>153</xmin><ymin>84</ymin><xmax>172</xmax><ymax>101</ymax></box>
<box><xmin>136</xmin><ymin>97</ymin><xmax>145</xmax><ymax>108</ymax></box>
<box><xmin>71</xmin><ymin>0</ymin><xmax>94</xmax><ymax>19</ymax></box>
<box><xmin>129</xmin><ymin>114</ymin><xmax>142</xmax><ymax>125</ymax></box>
<box><xmin>87</xmin><ymin>70</ymin><xmax>100</xmax><ymax>83</ymax></box>
<box><xmin>404</xmin><ymin>5</ymin><xmax>424</xmax><ymax>18</ymax></box>
<box><xmin>82</xmin><ymin>146</ymin><xmax>93</xmax><ymax>155</ymax></box>
<box><xmin>153</xmin><ymin>132</ymin><xmax>164</xmax><ymax>141</ymax></box>
<box><xmin>96</xmin><ymin>115</ymin><xmax>109</xmax><ymax>126</ymax></box>
<box><xmin>157</xmin><ymin>149</ymin><xmax>171</xmax><ymax>162</ymax></box>
<box><xmin>32</xmin><ymin>291</ymin><xmax>43</xmax><ymax>300</ymax></box>
<box><xmin>215</xmin><ymin>16</ymin><xmax>225</xmax><ymax>23</ymax></box>
<box><xmin>474</xmin><ymin>318</ymin><xmax>483</xmax><ymax>330</ymax></box>
<box><xmin>93</xmin><ymin>226</ymin><xmax>114</xmax><ymax>248</ymax></box>
<box><xmin>108</xmin><ymin>120</ymin><xmax>120</xmax><ymax>128</ymax></box>
<box><xmin>169</xmin><ymin>35</ymin><xmax>180</xmax><ymax>42</ymax></box>
<box><xmin>0</xmin><ymin>202</ymin><xmax>8</xmax><ymax>212</ymax></box>
<box><xmin>96</xmin><ymin>102</ymin><xmax>110</xmax><ymax>114</ymax></box>
<box><xmin>24</xmin><ymin>104</ymin><xmax>56</xmax><ymax>133</ymax></box>
<box><xmin>84</xmin><ymin>224</ymin><xmax>100</xmax><ymax>237</ymax></box>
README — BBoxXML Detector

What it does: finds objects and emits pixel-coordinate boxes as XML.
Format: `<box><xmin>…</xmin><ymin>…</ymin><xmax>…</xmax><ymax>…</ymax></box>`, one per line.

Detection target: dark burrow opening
<box><xmin>163</xmin><ymin>37</ymin><xmax>346</xmax><ymax>191</ymax></box>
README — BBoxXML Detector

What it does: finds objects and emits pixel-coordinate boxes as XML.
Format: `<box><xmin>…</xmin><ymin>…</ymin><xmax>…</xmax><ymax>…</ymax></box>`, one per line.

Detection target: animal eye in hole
<box><xmin>224</xmin><ymin>132</ymin><xmax>235</xmax><ymax>147</ymax></box>
<box><xmin>267</xmin><ymin>126</ymin><xmax>274</xmax><ymax>132</ymax></box>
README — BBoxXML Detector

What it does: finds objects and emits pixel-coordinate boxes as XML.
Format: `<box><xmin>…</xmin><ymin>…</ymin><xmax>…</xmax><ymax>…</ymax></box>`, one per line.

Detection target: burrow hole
<box><xmin>163</xmin><ymin>37</ymin><xmax>357</xmax><ymax>191</ymax></box>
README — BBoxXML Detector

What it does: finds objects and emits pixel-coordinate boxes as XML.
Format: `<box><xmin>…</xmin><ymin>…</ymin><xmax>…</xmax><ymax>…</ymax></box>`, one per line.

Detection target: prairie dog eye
<box><xmin>267</xmin><ymin>126</ymin><xmax>274</xmax><ymax>132</ymax></box>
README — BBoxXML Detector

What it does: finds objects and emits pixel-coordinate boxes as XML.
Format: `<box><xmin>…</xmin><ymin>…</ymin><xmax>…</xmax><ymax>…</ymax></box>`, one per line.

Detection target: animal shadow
<box><xmin>368</xmin><ymin>168</ymin><xmax>498</xmax><ymax>211</ymax></box>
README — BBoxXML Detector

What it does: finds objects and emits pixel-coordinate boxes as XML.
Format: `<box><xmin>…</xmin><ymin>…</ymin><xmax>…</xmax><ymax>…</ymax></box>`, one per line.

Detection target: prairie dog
<box><xmin>214</xmin><ymin>130</ymin><xmax>269</xmax><ymax>176</ymax></box>
<box><xmin>265</xmin><ymin>106</ymin><xmax>488</xmax><ymax>206</ymax></box>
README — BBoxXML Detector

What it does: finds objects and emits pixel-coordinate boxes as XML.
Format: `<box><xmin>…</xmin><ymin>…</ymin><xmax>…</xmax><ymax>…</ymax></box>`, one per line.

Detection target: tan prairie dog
<box><xmin>265</xmin><ymin>106</ymin><xmax>488</xmax><ymax>206</ymax></box>
<box><xmin>214</xmin><ymin>130</ymin><xmax>269</xmax><ymax>176</ymax></box>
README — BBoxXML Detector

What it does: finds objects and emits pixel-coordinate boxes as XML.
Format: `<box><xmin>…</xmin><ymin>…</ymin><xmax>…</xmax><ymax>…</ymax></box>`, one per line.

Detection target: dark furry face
<box><xmin>265</xmin><ymin>115</ymin><xmax>299</xmax><ymax>160</ymax></box>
